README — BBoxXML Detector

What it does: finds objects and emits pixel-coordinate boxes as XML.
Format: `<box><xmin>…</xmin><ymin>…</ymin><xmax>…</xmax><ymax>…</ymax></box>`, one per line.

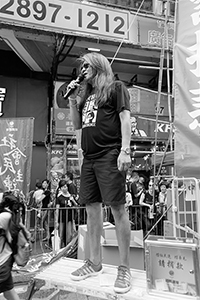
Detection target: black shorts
<box><xmin>79</xmin><ymin>148</ymin><xmax>126</xmax><ymax>206</ymax></box>
<box><xmin>0</xmin><ymin>256</ymin><xmax>14</xmax><ymax>293</ymax></box>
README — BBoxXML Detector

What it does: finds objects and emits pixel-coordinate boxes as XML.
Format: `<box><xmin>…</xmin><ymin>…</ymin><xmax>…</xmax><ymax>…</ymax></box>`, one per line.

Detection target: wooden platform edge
<box><xmin>27</xmin><ymin>257</ymin><xmax>200</xmax><ymax>300</ymax></box>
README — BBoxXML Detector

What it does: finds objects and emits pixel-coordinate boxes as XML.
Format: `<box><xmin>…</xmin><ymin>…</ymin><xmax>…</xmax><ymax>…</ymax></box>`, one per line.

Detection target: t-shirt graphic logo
<box><xmin>82</xmin><ymin>95</ymin><xmax>98</xmax><ymax>128</ymax></box>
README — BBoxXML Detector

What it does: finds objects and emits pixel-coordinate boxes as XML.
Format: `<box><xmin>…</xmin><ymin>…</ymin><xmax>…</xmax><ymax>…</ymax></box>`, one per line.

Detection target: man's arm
<box><xmin>69</xmin><ymin>96</ymin><xmax>82</xmax><ymax>130</ymax></box>
<box><xmin>120</xmin><ymin>109</ymin><xmax>131</xmax><ymax>149</ymax></box>
<box><xmin>117</xmin><ymin>109</ymin><xmax>131</xmax><ymax>171</ymax></box>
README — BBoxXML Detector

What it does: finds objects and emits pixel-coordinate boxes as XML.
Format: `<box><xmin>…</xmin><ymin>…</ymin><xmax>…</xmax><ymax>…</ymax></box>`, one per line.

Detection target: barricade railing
<box><xmin>26</xmin><ymin>206</ymin><xmax>88</xmax><ymax>255</ymax></box>
<box><xmin>165</xmin><ymin>177</ymin><xmax>200</xmax><ymax>239</ymax></box>
<box><xmin>25</xmin><ymin>204</ymin><xmax>166</xmax><ymax>256</ymax></box>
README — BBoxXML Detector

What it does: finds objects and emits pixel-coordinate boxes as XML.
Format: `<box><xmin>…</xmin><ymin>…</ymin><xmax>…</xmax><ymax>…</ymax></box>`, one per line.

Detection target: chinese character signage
<box><xmin>174</xmin><ymin>0</ymin><xmax>200</xmax><ymax>178</ymax></box>
<box><xmin>0</xmin><ymin>118</ymin><xmax>34</xmax><ymax>200</ymax></box>
<box><xmin>138</xmin><ymin>16</ymin><xmax>174</xmax><ymax>49</ymax></box>
<box><xmin>53</xmin><ymin>108</ymin><xmax>75</xmax><ymax>136</ymax></box>
<box><xmin>145</xmin><ymin>236</ymin><xmax>200</xmax><ymax>297</ymax></box>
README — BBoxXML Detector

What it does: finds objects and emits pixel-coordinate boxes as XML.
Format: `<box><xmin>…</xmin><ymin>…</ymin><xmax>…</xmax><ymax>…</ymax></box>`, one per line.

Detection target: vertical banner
<box><xmin>0</xmin><ymin>118</ymin><xmax>34</xmax><ymax>200</ymax></box>
<box><xmin>174</xmin><ymin>0</ymin><xmax>200</xmax><ymax>178</ymax></box>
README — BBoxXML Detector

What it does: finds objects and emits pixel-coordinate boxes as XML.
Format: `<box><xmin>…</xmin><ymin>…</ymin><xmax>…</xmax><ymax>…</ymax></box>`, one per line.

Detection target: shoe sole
<box><xmin>113</xmin><ymin>285</ymin><xmax>131</xmax><ymax>294</ymax></box>
<box><xmin>70</xmin><ymin>269</ymin><xmax>103</xmax><ymax>281</ymax></box>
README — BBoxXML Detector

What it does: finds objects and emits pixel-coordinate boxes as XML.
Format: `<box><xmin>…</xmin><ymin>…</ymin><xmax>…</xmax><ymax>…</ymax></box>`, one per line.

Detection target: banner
<box><xmin>0</xmin><ymin>118</ymin><xmax>34</xmax><ymax>200</ymax></box>
<box><xmin>174</xmin><ymin>0</ymin><xmax>200</xmax><ymax>178</ymax></box>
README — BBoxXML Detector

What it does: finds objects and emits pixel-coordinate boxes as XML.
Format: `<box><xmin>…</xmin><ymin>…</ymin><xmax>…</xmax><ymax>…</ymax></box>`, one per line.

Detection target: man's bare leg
<box><xmin>111</xmin><ymin>203</ymin><xmax>130</xmax><ymax>267</ymax></box>
<box><xmin>70</xmin><ymin>202</ymin><xmax>103</xmax><ymax>281</ymax></box>
<box><xmin>86</xmin><ymin>202</ymin><xmax>103</xmax><ymax>265</ymax></box>
<box><xmin>111</xmin><ymin>203</ymin><xmax>131</xmax><ymax>293</ymax></box>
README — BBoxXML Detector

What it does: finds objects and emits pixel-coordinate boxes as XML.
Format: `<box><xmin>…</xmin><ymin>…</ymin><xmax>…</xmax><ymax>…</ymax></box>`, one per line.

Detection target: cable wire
<box><xmin>110</xmin><ymin>0</ymin><xmax>145</xmax><ymax>66</ymax></box>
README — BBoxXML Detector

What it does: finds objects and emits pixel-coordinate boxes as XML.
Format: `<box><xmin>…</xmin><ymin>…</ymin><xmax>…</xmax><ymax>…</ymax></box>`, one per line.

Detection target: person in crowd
<box><xmin>126</xmin><ymin>168</ymin><xmax>133</xmax><ymax>184</ymax></box>
<box><xmin>0</xmin><ymin>188</ymin><xmax>4</xmax><ymax>203</ymax></box>
<box><xmin>55</xmin><ymin>180</ymin><xmax>77</xmax><ymax>247</ymax></box>
<box><xmin>67</xmin><ymin>52</ymin><xmax>131</xmax><ymax>293</ymax></box>
<box><xmin>155</xmin><ymin>181</ymin><xmax>168</xmax><ymax>235</ymax></box>
<box><xmin>31</xmin><ymin>182</ymin><xmax>44</xmax><ymax>242</ymax></box>
<box><xmin>63</xmin><ymin>172</ymin><xmax>79</xmax><ymax>234</ymax></box>
<box><xmin>0</xmin><ymin>192</ymin><xmax>21</xmax><ymax>300</ymax></box>
<box><xmin>139</xmin><ymin>181</ymin><xmax>158</xmax><ymax>237</ymax></box>
<box><xmin>130</xmin><ymin>172</ymin><xmax>144</xmax><ymax>205</ymax></box>
<box><xmin>129</xmin><ymin>172</ymin><xmax>145</xmax><ymax>230</ymax></box>
<box><xmin>139</xmin><ymin>175</ymin><xmax>147</xmax><ymax>190</ymax></box>
<box><xmin>41</xmin><ymin>179</ymin><xmax>51</xmax><ymax>242</ymax></box>
<box><xmin>64</xmin><ymin>172</ymin><xmax>78</xmax><ymax>200</ymax></box>
<box><xmin>125</xmin><ymin>169</ymin><xmax>133</xmax><ymax>213</ymax></box>
<box><xmin>32</xmin><ymin>182</ymin><xmax>44</xmax><ymax>219</ymax></box>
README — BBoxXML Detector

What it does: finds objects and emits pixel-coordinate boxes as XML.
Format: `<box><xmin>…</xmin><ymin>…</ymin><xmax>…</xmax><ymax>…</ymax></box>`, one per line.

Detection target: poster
<box><xmin>174</xmin><ymin>0</ymin><xmax>200</xmax><ymax>178</ymax></box>
<box><xmin>0</xmin><ymin>118</ymin><xmax>34</xmax><ymax>200</ymax></box>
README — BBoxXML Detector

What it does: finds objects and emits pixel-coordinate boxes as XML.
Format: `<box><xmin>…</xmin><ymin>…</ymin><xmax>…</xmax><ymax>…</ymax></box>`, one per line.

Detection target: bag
<box><xmin>14</xmin><ymin>226</ymin><xmax>31</xmax><ymax>267</ymax></box>
<box><xmin>0</xmin><ymin>213</ymin><xmax>31</xmax><ymax>267</ymax></box>
<box><xmin>0</xmin><ymin>255</ymin><xmax>13</xmax><ymax>283</ymax></box>
<box><xmin>51</xmin><ymin>229</ymin><xmax>60</xmax><ymax>252</ymax></box>
<box><xmin>148</xmin><ymin>205</ymin><xmax>154</xmax><ymax>219</ymax></box>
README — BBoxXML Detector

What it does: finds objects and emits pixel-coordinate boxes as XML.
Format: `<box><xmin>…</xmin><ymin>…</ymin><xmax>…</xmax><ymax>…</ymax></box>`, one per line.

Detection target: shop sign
<box><xmin>0</xmin><ymin>0</ymin><xmax>129</xmax><ymax>40</ymax></box>
<box><xmin>137</xmin><ymin>15</ymin><xmax>174</xmax><ymax>49</ymax></box>
<box><xmin>0</xmin><ymin>118</ymin><xmax>34</xmax><ymax>199</ymax></box>
<box><xmin>128</xmin><ymin>86</ymin><xmax>174</xmax><ymax>117</ymax></box>
<box><xmin>50</xmin><ymin>144</ymin><xmax>64</xmax><ymax>191</ymax></box>
<box><xmin>0</xmin><ymin>87</ymin><xmax>6</xmax><ymax>117</ymax></box>
<box><xmin>53</xmin><ymin>108</ymin><xmax>75</xmax><ymax>136</ymax></box>
<box><xmin>131</xmin><ymin>115</ymin><xmax>172</xmax><ymax>140</ymax></box>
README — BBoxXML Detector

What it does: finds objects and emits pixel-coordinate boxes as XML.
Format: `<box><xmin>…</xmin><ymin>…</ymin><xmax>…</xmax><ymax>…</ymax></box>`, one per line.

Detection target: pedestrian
<box><xmin>67</xmin><ymin>52</ymin><xmax>132</xmax><ymax>293</ymax></box>
<box><xmin>41</xmin><ymin>179</ymin><xmax>51</xmax><ymax>242</ymax></box>
<box><xmin>64</xmin><ymin>171</ymin><xmax>78</xmax><ymax>200</ymax></box>
<box><xmin>139</xmin><ymin>181</ymin><xmax>158</xmax><ymax>237</ymax></box>
<box><xmin>155</xmin><ymin>181</ymin><xmax>168</xmax><ymax>235</ymax></box>
<box><xmin>0</xmin><ymin>192</ymin><xmax>21</xmax><ymax>300</ymax></box>
<box><xmin>55</xmin><ymin>180</ymin><xmax>77</xmax><ymax>247</ymax></box>
<box><xmin>32</xmin><ymin>182</ymin><xmax>43</xmax><ymax>219</ymax></box>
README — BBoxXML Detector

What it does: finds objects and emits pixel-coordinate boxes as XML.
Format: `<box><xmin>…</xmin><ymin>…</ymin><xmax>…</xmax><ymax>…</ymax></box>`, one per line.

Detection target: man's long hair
<box><xmin>78</xmin><ymin>52</ymin><xmax>115</xmax><ymax>107</ymax></box>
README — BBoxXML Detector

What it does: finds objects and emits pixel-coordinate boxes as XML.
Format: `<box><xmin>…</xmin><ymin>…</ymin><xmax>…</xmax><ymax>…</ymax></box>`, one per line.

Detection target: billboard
<box><xmin>0</xmin><ymin>118</ymin><xmax>34</xmax><ymax>199</ymax></box>
<box><xmin>174</xmin><ymin>0</ymin><xmax>200</xmax><ymax>178</ymax></box>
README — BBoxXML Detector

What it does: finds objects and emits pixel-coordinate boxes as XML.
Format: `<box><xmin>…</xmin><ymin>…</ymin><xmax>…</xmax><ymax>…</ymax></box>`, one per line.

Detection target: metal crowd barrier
<box><xmin>24</xmin><ymin>204</ymin><xmax>167</xmax><ymax>256</ymax></box>
<box><xmin>164</xmin><ymin>177</ymin><xmax>200</xmax><ymax>239</ymax></box>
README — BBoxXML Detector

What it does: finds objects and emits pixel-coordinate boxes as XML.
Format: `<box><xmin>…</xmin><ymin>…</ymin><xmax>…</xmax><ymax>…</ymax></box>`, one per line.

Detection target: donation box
<box><xmin>145</xmin><ymin>236</ymin><xmax>200</xmax><ymax>298</ymax></box>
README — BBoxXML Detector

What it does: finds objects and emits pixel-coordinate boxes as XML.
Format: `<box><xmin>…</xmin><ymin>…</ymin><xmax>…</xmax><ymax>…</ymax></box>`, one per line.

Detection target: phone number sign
<box><xmin>0</xmin><ymin>0</ymin><xmax>129</xmax><ymax>40</ymax></box>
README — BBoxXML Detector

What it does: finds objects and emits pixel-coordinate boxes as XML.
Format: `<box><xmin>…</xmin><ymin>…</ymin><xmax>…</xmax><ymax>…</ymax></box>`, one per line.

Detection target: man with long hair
<box><xmin>67</xmin><ymin>52</ymin><xmax>132</xmax><ymax>293</ymax></box>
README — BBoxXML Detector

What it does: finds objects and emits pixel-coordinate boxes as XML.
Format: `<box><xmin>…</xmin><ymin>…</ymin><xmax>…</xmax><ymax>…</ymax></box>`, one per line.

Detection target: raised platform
<box><xmin>26</xmin><ymin>257</ymin><xmax>197</xmax><ymax>300</ymax></box>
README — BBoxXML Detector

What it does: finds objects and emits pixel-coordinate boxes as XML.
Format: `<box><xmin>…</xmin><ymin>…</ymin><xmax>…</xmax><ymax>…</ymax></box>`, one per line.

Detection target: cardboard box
<box><xmin>77</xmin><ymin>222</ymin><xmax>115</xmax><ymax>260</ymax></box>
<box><xmin>102</xmin><ymin>228</ymin><xmax>144</xmax><ymax>270</ymax></box>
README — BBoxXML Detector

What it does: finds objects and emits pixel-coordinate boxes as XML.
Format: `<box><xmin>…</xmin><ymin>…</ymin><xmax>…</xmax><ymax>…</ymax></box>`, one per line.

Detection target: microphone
<box><xmin>63</xmin><ymin>72</ymin><xmax>85</xmax><ymax>99</ymax></box>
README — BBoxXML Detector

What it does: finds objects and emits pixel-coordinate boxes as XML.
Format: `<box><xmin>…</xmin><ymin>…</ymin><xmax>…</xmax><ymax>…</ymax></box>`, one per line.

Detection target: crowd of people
<box><xmin>27</xmin><ymin>171</ymin><xmax>79</xmax><ymax>249</ymax></box>
<box><xmin>125</xmin><ymin>170</ymin><xmax>170</xmax><ymax>237</ymax></box>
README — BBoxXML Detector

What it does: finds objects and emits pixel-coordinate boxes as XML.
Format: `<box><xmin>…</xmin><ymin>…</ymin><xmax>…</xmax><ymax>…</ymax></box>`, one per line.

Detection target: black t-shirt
<box><xmin>80</xmin><ymin>81</ymin><xmax>130</xmax><ymax>159</ymax></box>
<box><xmin>56</xmin><ymin>194</ymin><xmax>73</xmax><ymax>222</ymax></box>
<box><xmin>42</xmin><ymin>190</ymin><xmax>51</xmax><ymax>209</ymax></box>
<box><xmin>67</xmin><ymin>182</ymin><xmax>77</xmax><ymax>196</ymax></box>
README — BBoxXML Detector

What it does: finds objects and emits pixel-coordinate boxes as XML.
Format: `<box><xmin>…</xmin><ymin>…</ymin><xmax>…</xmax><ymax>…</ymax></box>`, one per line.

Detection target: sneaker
<box><xmin>114</xmin><ymin>265</ymin><xmax>131</xmax><ymax>293</ymax></box>
<box><xmin>70</xmin><ymin>259</ymin><xmax>103</xmax><ymax>281</ymax></box>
